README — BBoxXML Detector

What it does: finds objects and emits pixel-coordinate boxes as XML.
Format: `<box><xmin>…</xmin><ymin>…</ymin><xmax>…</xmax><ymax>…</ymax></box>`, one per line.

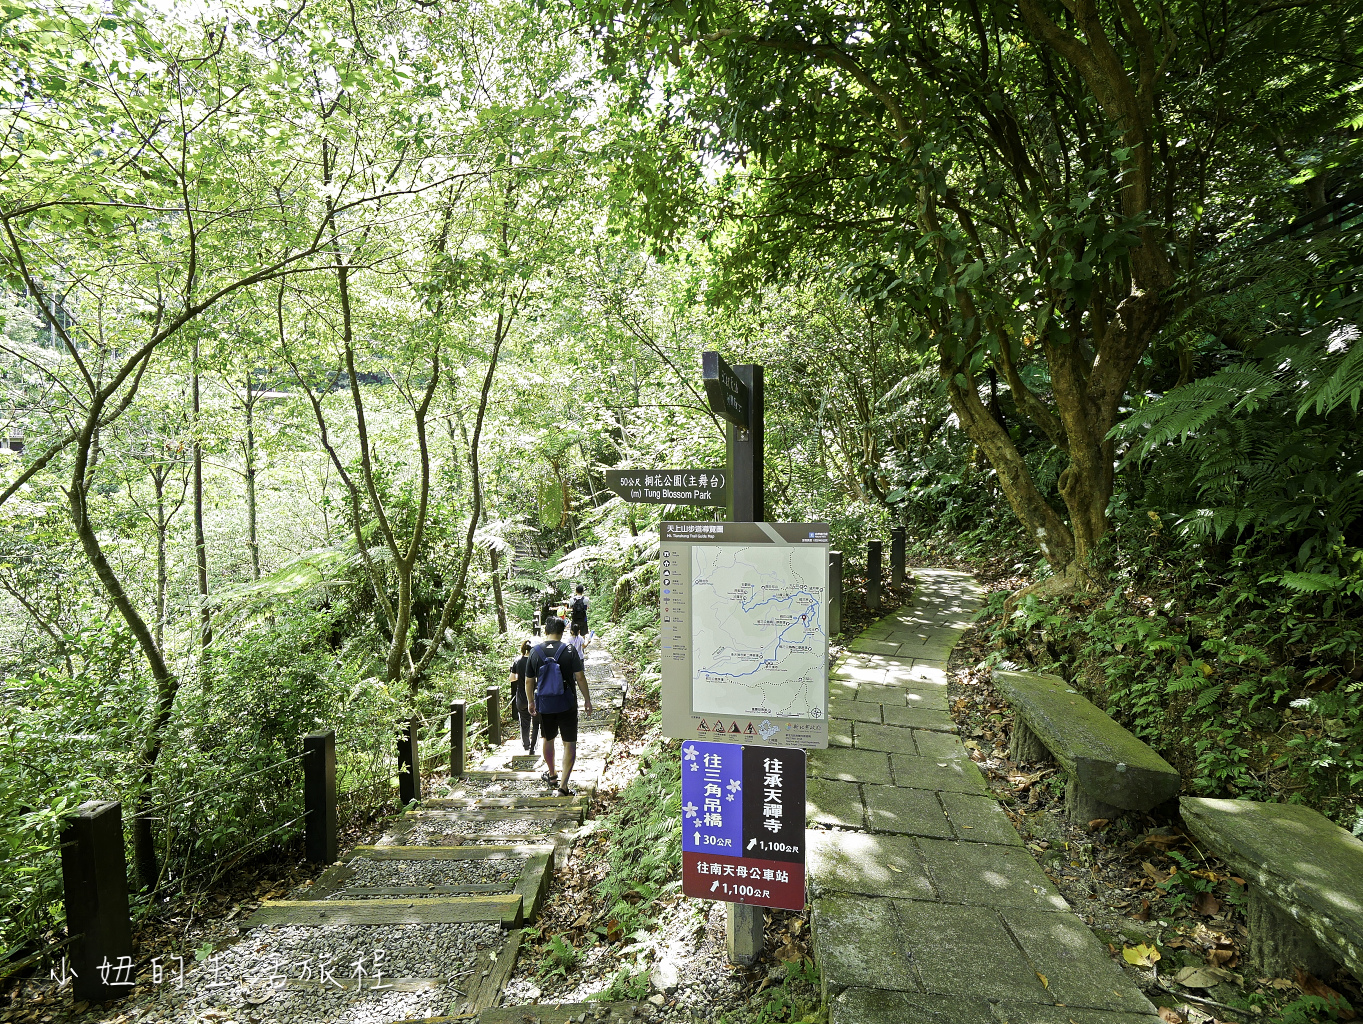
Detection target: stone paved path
<box><xmin>808</xmin><ymin>569</ymin><xmax>1161</xmax><ymax>1024</ymax></box>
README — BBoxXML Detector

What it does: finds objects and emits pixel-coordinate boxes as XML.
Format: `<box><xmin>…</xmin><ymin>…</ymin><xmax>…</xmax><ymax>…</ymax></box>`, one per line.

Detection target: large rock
<box><xmin>993</xmin><ymin>671</ymin><xmax>1179</xmax><ymax>812</ymax></box>
<box><xmin>1181</xmin><ymin>797</ymin><xmax>1363</xmax><ymax>978</ymax></box>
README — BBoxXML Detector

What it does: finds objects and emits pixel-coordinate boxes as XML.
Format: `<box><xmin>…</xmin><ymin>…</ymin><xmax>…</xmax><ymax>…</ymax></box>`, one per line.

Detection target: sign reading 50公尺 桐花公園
<box><xmin>680</xmin><ymin>741</ymin><xmax>806</xmax><ymax>911</ymax></box>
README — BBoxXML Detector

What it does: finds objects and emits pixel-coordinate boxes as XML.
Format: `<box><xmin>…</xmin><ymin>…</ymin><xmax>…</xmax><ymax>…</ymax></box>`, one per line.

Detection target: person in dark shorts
<box><xmin>527</xmin><ymin>617</ymin><xmax>593</xmax><ymax>796</ymax></box>
<box><xmin>507</xmin><ymin>639</ymin><xmax>537</xmax><ymax>753</ymax></box>
<box><xmin>569</xmin><ymin>585</ymin><xmax>589</xmax><ymax>635</ymax></box>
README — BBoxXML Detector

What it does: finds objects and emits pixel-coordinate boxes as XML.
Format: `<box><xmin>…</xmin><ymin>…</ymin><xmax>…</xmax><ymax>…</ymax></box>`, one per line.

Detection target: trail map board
<box><xmin>660</xmin><ymin>521</ymin><xmax>829</xmax><ymax>749</ymax></box>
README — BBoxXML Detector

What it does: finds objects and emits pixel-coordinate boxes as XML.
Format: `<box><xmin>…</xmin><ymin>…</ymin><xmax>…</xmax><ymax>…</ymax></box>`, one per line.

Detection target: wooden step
<box><xmin>244</xmin><ymin>893</ymin><xmax>522</xmax><ymax>928</ymax></box>
<box><xmin>337</xmin><ymin>884</ymin><xmax>512</xmax><ymax>897</ymax></box>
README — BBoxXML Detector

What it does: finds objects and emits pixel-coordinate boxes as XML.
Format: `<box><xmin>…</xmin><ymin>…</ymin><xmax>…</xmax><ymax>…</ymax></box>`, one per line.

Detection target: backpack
<box><xmin>571</xmin><ymin>596</ymin><xmax>588</xmax><ymax>623</ymax></box>
<box><xmin>535</xmin><ymin>643</ymin><xmax>569</xmax><ymax>698</ymax></box>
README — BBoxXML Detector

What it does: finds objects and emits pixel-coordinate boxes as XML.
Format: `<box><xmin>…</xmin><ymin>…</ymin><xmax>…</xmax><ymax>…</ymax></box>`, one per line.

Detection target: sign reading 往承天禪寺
<box><xmin>680</xmin><ymin>741</ymin><xmax>806</xmax><ymax>911</ymax></box>
<box><xmin>660</xmin><ymin>521</ymin><xmax>829</xmax><ymax>749</ymax></box>
<box><xmin>603</xmin><ymin>469</ymin><xmax>727</xmax><ymax>507</ymax></box>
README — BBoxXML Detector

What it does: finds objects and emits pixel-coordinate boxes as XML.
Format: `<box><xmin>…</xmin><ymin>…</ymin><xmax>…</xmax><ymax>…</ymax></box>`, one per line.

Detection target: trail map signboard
<box><xmin>680</xmin><ymin>741</ymin><xmax>806</xmax><ymax>910</ymax></box>
<box><xmin>660</xmin><ymin>521</ymin><xmax>829</xmax><ymax>749</ymax></box>
<box><xmin>603</xmin><ymin>469</ymin><xmax>727</xmax><ymax>507</ymax></box>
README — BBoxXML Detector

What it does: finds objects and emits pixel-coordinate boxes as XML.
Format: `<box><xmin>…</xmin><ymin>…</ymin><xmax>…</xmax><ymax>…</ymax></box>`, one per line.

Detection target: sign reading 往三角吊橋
<box><xmin>701</xmin><ymin>351</ymin><xmax>750</xmax><ymax>429</ymax></box>
<box><xmin>680</xmin><ymin>741</ymin><xmax>806</xmax><ymax>910</ymax></box>
<box><xmin>603</xmin><ymin>469</ymin><xmax>728</xmax><ymax>507</ymax></box>
<box><xmin>660</xmin><ymin>520</ymin><xmax>829</xmax><ymax>750</ymax></box>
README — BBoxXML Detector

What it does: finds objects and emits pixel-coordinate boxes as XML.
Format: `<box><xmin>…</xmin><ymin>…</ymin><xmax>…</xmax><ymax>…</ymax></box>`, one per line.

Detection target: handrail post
<box><xmin>829</xmin><ymin>550</ymin><xmax>843</xmax><ymax>637</ymax></box>
<box><xmin>890</xmin><ymin>526</ymin><xmax>906</xmax><ymax>587</ymax></box>
<box><xmin>61</xmin><ymin>800</ymin><xmax>132</xmax><ymax>1002</ymax></box>
<box><xmin>398</xmin><ymin>715</ymin><xmax>421</xmax><ymax>803</ymax></box>
<box><xmin>450</xmin><ymin>700</ymin><xmax>466</xmax><ymax>778</ymax></box>
<box><xmin>867</xmin><ymin>539</ymin><xmax>883</xmax><ymax>612</ymax></box>
<box><xmin>304</xmin><ymin>730</ymin><xmax>337</xmax><ymax>865</ymax></box>
<box><xmin>486</xmin><ymin>686</ymin><xmax>502</xmax><ymax>747</ymax></box>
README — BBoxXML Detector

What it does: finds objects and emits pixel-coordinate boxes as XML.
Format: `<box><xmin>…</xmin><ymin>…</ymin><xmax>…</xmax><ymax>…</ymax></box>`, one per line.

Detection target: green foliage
<box><xmin>535</xmin><ymin>933</ymin><xmax>580</xmax><ymax>981</ymax></box>
<box><xmin>588</xmin><ymin>739</ymin><xmax>683</xmax><ymax>936</ymax></box>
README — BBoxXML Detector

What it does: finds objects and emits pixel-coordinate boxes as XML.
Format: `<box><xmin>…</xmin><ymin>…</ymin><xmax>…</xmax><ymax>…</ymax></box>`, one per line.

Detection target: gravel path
<box><xmin>405</xmin><ymin>817</ymin><xmax>561</xmax><ymax>840</ymax></box>
<box><xmin>439</xmin><ymin>777</ymin><xmax>553</xmax><ymax>797</ymax></box>
<box><xmin>339</xmin><ymin>856</ymin><xmax>526</xmax><ymax>890</ymax></box>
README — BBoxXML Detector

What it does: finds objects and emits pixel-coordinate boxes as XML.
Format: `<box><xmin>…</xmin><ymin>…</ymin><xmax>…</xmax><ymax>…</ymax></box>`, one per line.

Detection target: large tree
<box><xmin>590</xmin><ymin>0</ymin><xmax>1361</xmax><ymax>584</ymax></box>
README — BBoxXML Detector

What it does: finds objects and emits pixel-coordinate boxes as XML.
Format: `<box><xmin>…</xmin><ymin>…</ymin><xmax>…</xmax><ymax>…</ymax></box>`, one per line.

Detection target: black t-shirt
<box><xmin>510</xmin><ymin>656</ymin><xmax>529</xmax><ymax>706</ymax></box>
<box><xmin>527</xmin><ymin>640</ymin><xmax>584</xmax><ymax>714</ymax></box>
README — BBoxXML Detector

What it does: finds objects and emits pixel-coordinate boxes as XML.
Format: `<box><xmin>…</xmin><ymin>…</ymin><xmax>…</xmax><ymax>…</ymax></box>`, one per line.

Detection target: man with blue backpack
<box><xmin>526</xmin><ymin>616</ymin><xmax>593</xmax><ymax>796</ymax></box>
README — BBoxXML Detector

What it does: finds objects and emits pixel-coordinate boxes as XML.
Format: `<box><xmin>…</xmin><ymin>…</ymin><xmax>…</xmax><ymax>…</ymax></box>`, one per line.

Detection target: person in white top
<box><xmin>567</xmin><ymin>621</ymin><xmax>586</xmax><ymax>662</ymax></box>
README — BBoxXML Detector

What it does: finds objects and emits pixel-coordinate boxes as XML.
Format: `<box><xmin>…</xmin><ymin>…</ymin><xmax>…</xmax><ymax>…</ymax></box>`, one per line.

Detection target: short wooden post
<box><xmin>398</xmin><ymin>715</ymin><xmax>421</xmax><ymax>803</ymax></box>
<box><xmin>726</xmin><ymin>902</ymin><xmax>763</xmax><ymax>966</ymax></box>
<box><xmin>890</xmin><ymin>526</ymin><xmax>906</xmax><ymax>587</ymax></box>
<box><xmin>829</xmin><ymin>550</ymin><xmax>843</xmax><ymax>637</ymax></box>
<box><xmin>61</xmin><ymin>800</ymin><xmax>133</xmax><ymax>1002</ymax></box>
<box><xmin>532</xmin><ymin>609</ymin><xmax>541</xmax><ymax>636</ymax></box>
<box><xmin>867</xmin><ymin>539</ymin><xmax>883</xmax><ymax>612</ymax></box>
<box><xmin>450</xmin><ymin>700</ymin><xmax>466</xmax><ymax>778</ymax></box>
<box><xmin>303</xmin><ymin>730</ymin><xmax>337</xmax><ymax>865</ymax></box>
<box><xmin>486</xmin><ymin>686</ymin><xmax>502</xmax><ymax>747</ymax></box>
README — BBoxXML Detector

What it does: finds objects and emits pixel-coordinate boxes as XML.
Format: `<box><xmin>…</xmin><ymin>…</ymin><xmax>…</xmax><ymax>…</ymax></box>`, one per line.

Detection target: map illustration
<box><xmin>690</xmin><ymin>544</ymin><xmax>827</xmax><ymax>719</ymax></box>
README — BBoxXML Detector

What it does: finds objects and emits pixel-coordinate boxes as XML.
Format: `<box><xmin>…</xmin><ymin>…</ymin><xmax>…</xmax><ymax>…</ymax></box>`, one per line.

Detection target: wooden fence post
<box><xmin>450</xmin><ymin>700</ymin><xmax>466</xmax><ymax>778</ymax></box>
<box><xmin>398</xmin><ymin>715</ymin><xmax>421</xmax><ymax>804</ymax></box>
<box><xmin>303</xmin><ymin>730</ymin><xmax>337</xmax><ymax>865</ymax></box>
<box><xmin>867</xmin><ymin>539</ymin><xmax>883</xmax><ymax>612</ymax></box>
<box><xmin>891</xmin><ymin>526</ymin><xmax>906</xmax><ymax>587</ymax></box>
<box><xmin>61</xmin><ymin>800</ymin><xmax>133</xmax><ymax>1002</ymax></box>
<box><xmin>829</xmin><ymin>550</ymin><xmax>843</xmax><ymax>637</ymax></box>
<box><xmin>486</xmin><ymin>686</ymin><xmax>502</xmax><ymax>747</ymax></box>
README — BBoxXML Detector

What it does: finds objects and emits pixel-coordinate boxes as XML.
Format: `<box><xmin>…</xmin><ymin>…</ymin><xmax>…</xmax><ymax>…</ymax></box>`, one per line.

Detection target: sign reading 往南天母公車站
<box><xmin>603</xmin><ymin>469</ymin><xmax>727</xmax><ymax>507</ymax></box>
<box><xmin>680</xmin><ymin>741</ymin><xmax>806</xmax><ymax>911</ymax></box>
<box><xmin>660</xmin><ymin>520</ymin><xmax>830</xmax><ymax>749</ymax></box>
<box><xmin>701</xmin><ymin>351</ymin><xmax>750</xmax><ymax>429</ymax></box>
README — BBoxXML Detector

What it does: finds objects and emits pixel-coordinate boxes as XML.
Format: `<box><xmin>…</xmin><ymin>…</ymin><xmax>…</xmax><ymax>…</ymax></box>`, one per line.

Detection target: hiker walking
<box><xmin>527</xmin><ymin>616</ymin><xmax>593</xmax><ymax>796</ymax></box>
<box><xmin>508</xmin><ymin>639</ymin><xmax>537</xmax><ymax>753</ymax></box>
<box><xmin>566</xmin><ymin>621</ymin><xmax>586</xmax><ymax>663</ymax></box>
<box><xmin>569</xmin><ymin>584</ymin><xmax>589</xmax><ymax>636</ymax></box>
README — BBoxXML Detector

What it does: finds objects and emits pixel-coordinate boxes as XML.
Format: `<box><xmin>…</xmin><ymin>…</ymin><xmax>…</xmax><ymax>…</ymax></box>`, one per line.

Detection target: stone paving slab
<box><xmin>813</xmin><ymin>896</ymin><xmax>920</xmax><ymax>996</ymax></box>
<box><xmin>852</xmin><ymin>722</ymin><xmax>920</xmax><ymax>754</ymax></box>
<box><xmin>807</xmin><ymin>830</ymin><xmax>934</xmax><ymax>900</ymax></box>
<box><xmin>847</xmin><ymin>637</ymin><xmax>904</xmax><ymax>656</ymax></box>
<box><xmin>908</xmin><ymin>728</ymin><xmax>966</xmax><ymax>759</ymax></box>
<box><xmin>916</xmin><ymin>839</ymin><xmax>1067</xmax><ymax>911</ymax></box>
<box><xmin>1000</xmin><ymin>908</ymin><xmax>1156</xmax><ymax>1014</ymax></box>
<box><xmin>890</xmin><ymin>753</ymin><xmax>990</xmax><ymax>794</ymax></box>
<box><xmin>863</xmin><ymin>784</ymin><xmax>953</xmax><ymax>839</ymax></box>
<box><xmin>832</xmin><ymin>988</ymin><xmax>995</xmax><ymax>1024</ymax></box>
<box><xmin>882</xmin><ymin>705</ymin><xmax>957</xmax><ymax>732</ymax></box>
<box><xmin>894</xmin><ymin>900</ymin><xmax>1049</xmax><ymax>1002</ymax></box>
<box><xmin>828</xmin><ymin>698</ymin><xmax>882</xmax><ymax>724</ymax></box>
<box><xmin>809</xmin><ymin>747</ymin><xmax>894</xmax><ymax>786</ymax></box>
<box><xmin>807</xmin><ymin>777</ymin><xmax>864</xmax><ymax>828</ymax></box>
<box><xmin>828</xmin><ymin>719</ymin><xmax>853</xmax><ymax>748</ymax></box>
<box><xmin>848</xmin><ymin>681</ymin><xmax>910</xmax><ymax>705</ymax></box>
<box><xmin>938</xmin><ymin>791</ymin><xmax>1025</xmax><ymax>846</ymax></box>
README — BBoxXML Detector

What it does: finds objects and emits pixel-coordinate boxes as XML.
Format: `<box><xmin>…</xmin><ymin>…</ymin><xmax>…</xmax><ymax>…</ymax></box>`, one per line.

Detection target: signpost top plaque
<box><xmin>702</xmin><ymin>351</ymin><xmax>750</xmax><ymax>429</ymax></box>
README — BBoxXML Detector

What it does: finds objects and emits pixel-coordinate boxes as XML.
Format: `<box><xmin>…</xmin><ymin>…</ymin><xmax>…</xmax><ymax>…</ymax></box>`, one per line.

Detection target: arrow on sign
<box><xmin>694</xmin><ymin>831</ymin><xmax>701</xmax><ymax>845</ymax></box>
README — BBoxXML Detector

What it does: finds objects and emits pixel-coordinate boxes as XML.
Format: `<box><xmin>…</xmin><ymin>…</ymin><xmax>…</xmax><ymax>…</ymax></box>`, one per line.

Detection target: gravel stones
<box><xmin>441</xmin><ymin>777</ymin><xmax>553</xmax><ymax>798</ymax></box>
<box><xmin>213</xmin><ymin>921</ymin><xmax>503</xmax><ymax>980</ymax></box>
<box><xmin>406</xmin><ymin>817</ymin><xmax>561</xmax><ymax>840</ymax></box>
<box><xmin>337</xmin><ymin>856</ymin><xmax>526</xmax><ymax>893</ymax></box>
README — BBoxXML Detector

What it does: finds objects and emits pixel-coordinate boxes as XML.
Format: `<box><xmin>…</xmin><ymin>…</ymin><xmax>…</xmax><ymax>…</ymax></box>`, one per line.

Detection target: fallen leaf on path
<box><xmin>1036</xmin><ymin>971</ymin><xmax>1048</xmax><ymax>989</ymax></box>
<box><xmin>1132</xmin><ymin>900</ymin><xmax>1152</xmax><ymax>922</ymax></box>
<box><xmin>1194</xmin><ymin>891</ymin><xmax>1221</xmax><ymax>917</ymax></box>
<box><xmin>1087</xmin><ymin>818</ymin><xmax>1110</xmax><ymax>830</ymax></box>
<box><xmin>1157</xmin><ymin>1009</ymin><xmax>1184</xmax><ymax>1023</ymax></box>
<box><xmin>1123</xmin><ymin>944</ymin><xmax>1160</xmax><ymax>967</ymax></box>
<box><xmin>1173</xmin><ymin>965</ymin><xmax>1242</xmax><ymax>989</ymax></box>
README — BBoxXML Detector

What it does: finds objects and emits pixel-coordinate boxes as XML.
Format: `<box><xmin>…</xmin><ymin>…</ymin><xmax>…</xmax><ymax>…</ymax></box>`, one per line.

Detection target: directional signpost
<box><xmin>603</xmin><ymin>469</ymin><xmax>727</xmax><ymax>507</ymax></box>
<box><xmin>659</xmin><ymin>352</ymin><xmax>818</xmax><ymax>964</ymax></box>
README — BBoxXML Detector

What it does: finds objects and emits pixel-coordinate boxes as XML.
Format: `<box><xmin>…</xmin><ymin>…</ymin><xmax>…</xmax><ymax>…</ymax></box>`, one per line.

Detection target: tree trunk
<box><xmin>191</xmin><ymin>347</ymin><xmax>211</xmax><ymax>683</ymax></box>
<box><xmin>154</xmin><ymin>470</ymin><xmax>167</xmax><ymax>651</ymax></box>
<box><xmin>244</xmin><ymin>375</ymin><xmax>260</xmax><ymax>580</ymax></box>
<box><xmin>489</xmin><ymin>546</ymin><xmax>508</xmax><ymax>634</ymax></box>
